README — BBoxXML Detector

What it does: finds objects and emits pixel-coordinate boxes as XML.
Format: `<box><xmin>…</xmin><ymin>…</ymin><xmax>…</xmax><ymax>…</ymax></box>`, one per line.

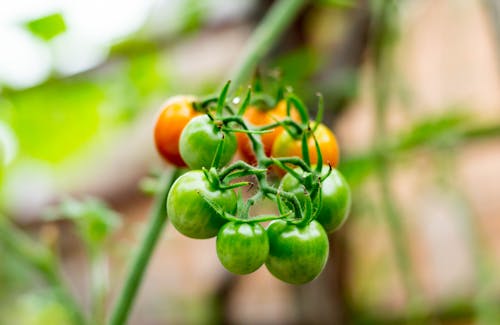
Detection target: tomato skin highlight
<box><xmin>280</xmin><ymin>166</ymin><xmax>351</xmax><ymax>233</ymax></box>
<box><xmin>237</xmin><ymin>100</ymin><xmax>300</xmax><ymax>163</ymax></box>
<box><xmin>271</xmin><ymin>123</ymin><xmax>340</xmax><ymax>168</ymax></box>
<box><xmin>216</xmin><ymin>222</ymin><xmax>269</xmax><ymax>274</ymax></box>
<box><xmin>265</xmin><ymin>220</ymin><xmax>329</xmax><ymax>285</ymax></box>
<box><xmin>179</xmin><ymin>115</ymin><xmax>237</xmax><ymax>169</ymax></box>
<box><xmin>167</xmin><ymin>170</ymin><xmax>236</xmax><ymax>239</ymax></box>
<box><xmin>154</xmin><ymin>96</ymin><xmax>200</xmax><ymax>167</ymax></box>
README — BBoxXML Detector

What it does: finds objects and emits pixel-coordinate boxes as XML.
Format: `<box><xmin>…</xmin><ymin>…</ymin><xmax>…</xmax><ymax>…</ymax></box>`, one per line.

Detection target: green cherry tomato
<box><xmin>167</xmin><ymin>170</ymin><xmax>236</xmax><ymax>239</ymax></box>
<box><xmin>216</xmin><ymin>222</ymin><xmax>269</xmax><ymax>274</ymax></box>
<box><xmin>279</xmin><ymin>166</ymin><xmax>351</xmax><ymax>233</ymax></box>
<box><xmin>179</xmin><ymin>115</ymin><xmax>237</xmax><ymax>169</ymax></box>
<box><xmin>265</xmin><ymin>220</ymin><xmax>329</xmax><ymax>285</ymax></box>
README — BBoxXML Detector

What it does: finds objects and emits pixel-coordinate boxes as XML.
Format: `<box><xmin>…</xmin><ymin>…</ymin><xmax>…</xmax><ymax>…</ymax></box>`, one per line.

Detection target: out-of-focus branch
<box><xmin>482</xmin><ymin>0</ymin><xmax>500</xmax><ymax>73</ymax></box>
<box><xmin>0</xmin><ymin>218</ymin><xmax>86</xmax><ymax>325</ymax></box>
<box><xmin>370</xmin><ymin>0</ymin><xmax>427</xmax><ymax>320</ymax></box>
<box><xmin>351</xmin><ymin>298</ymin><xmax>497</xmax><ymax>324</ymax></box>
<box><xmin>342</xmin><ymin>122</ymin><xmax>500</xmax><ymax>185</ymax></box>
<box><xmin>317</xmin><ymin>0</ymin><xmax>371</xmax><ymax>119</ymax></box>
<box><xmin>228</xmin><ymin>0</ymin><xmax>308</xmax><ymax>91</ymax></box>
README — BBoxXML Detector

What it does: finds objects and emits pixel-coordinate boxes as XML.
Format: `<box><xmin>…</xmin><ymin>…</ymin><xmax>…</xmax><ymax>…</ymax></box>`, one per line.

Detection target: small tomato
<box><xmin>271</xmin><ymin>122</ymin><xmax>340</xmax><ymax>169</ymax></box>
<box><xmin>280</xmin><ymin>166</ymin><xmax>351</xmax><ymax>233</ymax></box>
<box><xmin>167</xmin><ymin>170</ymin><xmax>236</xmax><ymax>239</ymax></box>
<box><xmin>237</xmin><ymin>100</ymin><xmax>300</xmax><ymax>163</ymax></box>
<box><xmin>179</xmin><ymin>115</ymin><xmax>237</xmax><ymax>169</ymax></box>
<box><xmin>154</xmin><ymin>96</ymin><xmax>200</xmax><ymax>167</ymax></box>
<box><xmin>216</xmin><ymin>222</ymin><xmax>269</xmax><ymax>274</ymax></box>
<box><xmin>266</xmin><ymin>220</ymin><xmax>329</xmax><ymax>284</ymax></box>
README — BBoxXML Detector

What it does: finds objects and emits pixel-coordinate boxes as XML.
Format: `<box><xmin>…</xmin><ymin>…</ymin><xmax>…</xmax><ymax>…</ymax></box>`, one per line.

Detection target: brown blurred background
<box><xmin>1</xmin><ymin>0</ymin><xmax>499</xmax><ymax>324</ymax></box>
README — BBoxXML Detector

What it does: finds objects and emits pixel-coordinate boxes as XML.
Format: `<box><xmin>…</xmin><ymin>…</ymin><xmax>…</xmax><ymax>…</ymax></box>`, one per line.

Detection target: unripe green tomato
<box><xmin>179</xmin><ymin>115</ymin><xmax>237</xmax><ymax>169</ymax></box>
<box><xmin>265</xmin><ymin>220</ymin><xmax>329</xmax><ymax>284</ymax></box>
<box><xmin>216</xmin><ymin>222</ymin><xmax>269</xmax><ymax>274</ymax></box>
<box><xmin>279</xmin><ymin>166</ymin><xmax>351</xmax><ymax>233</ymax></box>
<box><xmin>167</xmin><ymin>170</ymin><xmax>236</xmax><ymax>239</ymax></box>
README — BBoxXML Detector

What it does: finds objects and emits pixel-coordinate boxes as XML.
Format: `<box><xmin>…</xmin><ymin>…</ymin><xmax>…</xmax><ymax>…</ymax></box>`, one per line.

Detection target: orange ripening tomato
<box><xmin>271</xmin><ymin>122</ymin><xmax>340</xmax><ymax>170</ymax></box>
<box><xmin>236</xmin><ymin>100</ymin><xmax>300</xmax><ymax>163</ymax></box>
<box><xmin>154</xmin><ymin>95</ymin><xmax>200</xmax><ymax>167</ymax></box>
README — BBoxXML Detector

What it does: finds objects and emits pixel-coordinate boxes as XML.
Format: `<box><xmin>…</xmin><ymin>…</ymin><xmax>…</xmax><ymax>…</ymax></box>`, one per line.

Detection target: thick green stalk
<box><xmin>228</xmin><ymin>0</ymin><xmax>308</xmax><ymax>91</ymax></box>
<box><xmin>108</xmin><ymin>170</ymin><xmax>181</xmax><ymax>325</ymax></box>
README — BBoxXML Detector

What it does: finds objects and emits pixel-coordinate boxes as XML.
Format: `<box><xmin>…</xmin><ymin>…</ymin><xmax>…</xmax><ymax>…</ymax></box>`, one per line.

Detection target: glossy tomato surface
<box><xmin>216</xmin><ymin>222</ymin><xmax>269</xmax><ymax>274</ymax></box>
<box><xmin>179</xmin><ymin>115</ymin><xmax>237</xmax><ymax>169</ymax></box>
<box><xmin>237</xmin><ymin>100</ymin><xmax>300</xmax><ymax>163</ymax></box>
<box><xmin>167</xmin><ymin>170</ymin><xmax>236</xmax><ymax>239</ymax></box>
<box><xmin>271</xmin><ymin>122</ymin><xmax>340</xmax><ymax>169</ymax></box>
<box><xmin>280</xmin><ymin>166</ymin><xmax>351</xmax><ymax>233</ymax></box>
<box><xmin>154</xmin><ymin>96</ymin><xmax>200</xmax><ymax>167</ymax></box>
<box><xmin>265</xmin><ymin>220</ymin><xmax>329</xmax><ymax>284</ymax></box>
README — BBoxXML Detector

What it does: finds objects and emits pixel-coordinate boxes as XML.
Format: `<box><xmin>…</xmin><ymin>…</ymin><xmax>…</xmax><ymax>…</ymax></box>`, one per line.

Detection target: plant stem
<box><xmin>482</xmin><ymin>0</ymin><xmax>500</xmax><ymax>74</ymax></box>
<box><xmin>228</xmin><ymin>0</ymin><xmax>308</xmax><ymax>91</ymax></box>
<box><xmin>108</xmin><ymin>169</ymin><xmax>181</xmax><ymax>325</ymax></box>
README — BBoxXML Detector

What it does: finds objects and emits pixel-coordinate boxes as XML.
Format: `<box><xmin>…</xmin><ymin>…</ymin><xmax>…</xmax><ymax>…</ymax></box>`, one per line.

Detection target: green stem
<box><xmin>228</xmin><ymin>0</ymin><xmax>308</xmax><ymax>91</ymax></box>
<box><xmin>108</xmin><ymin>169</ymin><xmax>182</xmax><ymax>325</ymax></box>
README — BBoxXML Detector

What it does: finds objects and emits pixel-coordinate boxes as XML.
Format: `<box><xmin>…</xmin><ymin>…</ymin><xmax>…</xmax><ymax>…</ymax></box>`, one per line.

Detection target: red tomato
<box><xmin>271</xmin><ymin>122</ymin><xmax>340</xmax><ymax>169</ymax></box>
<box><xmin>154</xmin><ymin>96</ymin><xmax>200</xmax><ymax>167</ymax></box>
<box><xmin>236</xmin><ymin>100</ymin><xmax>300</xmax><ymax>163</ymax></box>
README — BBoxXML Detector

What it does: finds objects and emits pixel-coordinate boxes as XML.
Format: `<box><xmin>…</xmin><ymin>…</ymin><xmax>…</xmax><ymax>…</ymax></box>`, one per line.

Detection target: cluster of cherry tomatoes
<box><xmin>153</xmin><ymin>85</ymin><xmax>351</xmax><ymax>284</ymax></box>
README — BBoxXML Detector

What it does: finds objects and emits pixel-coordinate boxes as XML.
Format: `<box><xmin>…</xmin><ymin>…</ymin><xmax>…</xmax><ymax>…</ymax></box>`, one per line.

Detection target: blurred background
<box><xmin>1</xmin><ymin>0</ymin><xmax>500</xmax><ymax>324</ymax></box>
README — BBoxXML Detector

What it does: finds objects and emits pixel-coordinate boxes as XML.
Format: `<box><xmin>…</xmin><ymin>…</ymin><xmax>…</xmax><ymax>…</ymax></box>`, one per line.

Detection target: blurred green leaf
<box><xmin>180</xmin><ymin>0</ymin><xmax>205</xmax><ymax>34</ymax></box>
<box><xmin>274</xmin><ymin>48</ymin><xmax>319</xmax><ymax>87</ymax></box>
<box><xmin>5</xmin><ymin>82</ymin><xmax>104</xmax><ymax>164</ymax></box>
<box><xmin>0</xmin><ymin>292</ymin><xmax>73</xmax><ymax>325</ymax></box>
<box><xmin>128</xmin><ymin>53</ymin><xmax>165</xmax><ymax>97</ymax></box>
<box><xmin>394</xmin><ymin>111</ymin><xmax>472</xmax><ymax>151</ymax></box>
<box><xmin>24</xmin><ymin>13</ymin><xmax>66</xmax><ymax>41</ymax></box>
<box><xmin>44</xmin><ymin>197</ymin><xmax>121</xmax><ymax>250</ymax></box>
<box><xmin>317</xmin><ymin>0</ymin><xmax>356</xmax><ymax>8</ymax></box>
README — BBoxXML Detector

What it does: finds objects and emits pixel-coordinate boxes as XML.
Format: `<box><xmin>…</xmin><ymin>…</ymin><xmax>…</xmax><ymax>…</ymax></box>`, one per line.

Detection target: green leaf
<box><xmin>24</xmin><ymin>13</ymin><xmax>67</xmax><ymax>41</ymax></box>
<box><xmin>5</xmin><ymin>81</ymin><xmax>103</xmax><ymax>164</ymax></box>
<box><xmin>44</xmin><ymin>197</ymin><xmax>121</xmax><ymax>249</ymax></box>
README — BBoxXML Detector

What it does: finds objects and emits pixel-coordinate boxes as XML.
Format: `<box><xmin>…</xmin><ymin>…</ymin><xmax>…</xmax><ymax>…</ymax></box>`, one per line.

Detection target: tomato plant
<box><xmin>236</xmin><ymin>100</ymin><xmax>299</xmax><ymax>163</ymax></box>
<box><xmin>179</xmin><ymin>115</ymin><xmax>237</xmax><ymax>169</ymax></box>
<box><xmin>154</xmin><ymin>96</ymin><xmax>200</xmax><ymax>167</ymax></box>
<box><xmin>157</xmin><ymin>82</ymin><xmax>350</xmax><ymax>285</ymax></box>
<box><xmin>279</xmin><ymin>166</ymin><xmax>351</xmax><ymax>233</ymax></box>
<box><xmin>271</xmin><ymin>122</ymin><xmax>340</xmax><ymax>168</ymax></box>
<box><xmin>265</xmin><ymin>220</ymin><xmax>329</xmax><ymax>285</ymax></box>
<box><xmin>166</xmin><ymin>170</ymin><xmax>236</xmax><ymax>239</ymax></box>
<box><xmin>216</xmin><ymin>222</ymin><xmax>269</xmax><ymax>274</ymax></box>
